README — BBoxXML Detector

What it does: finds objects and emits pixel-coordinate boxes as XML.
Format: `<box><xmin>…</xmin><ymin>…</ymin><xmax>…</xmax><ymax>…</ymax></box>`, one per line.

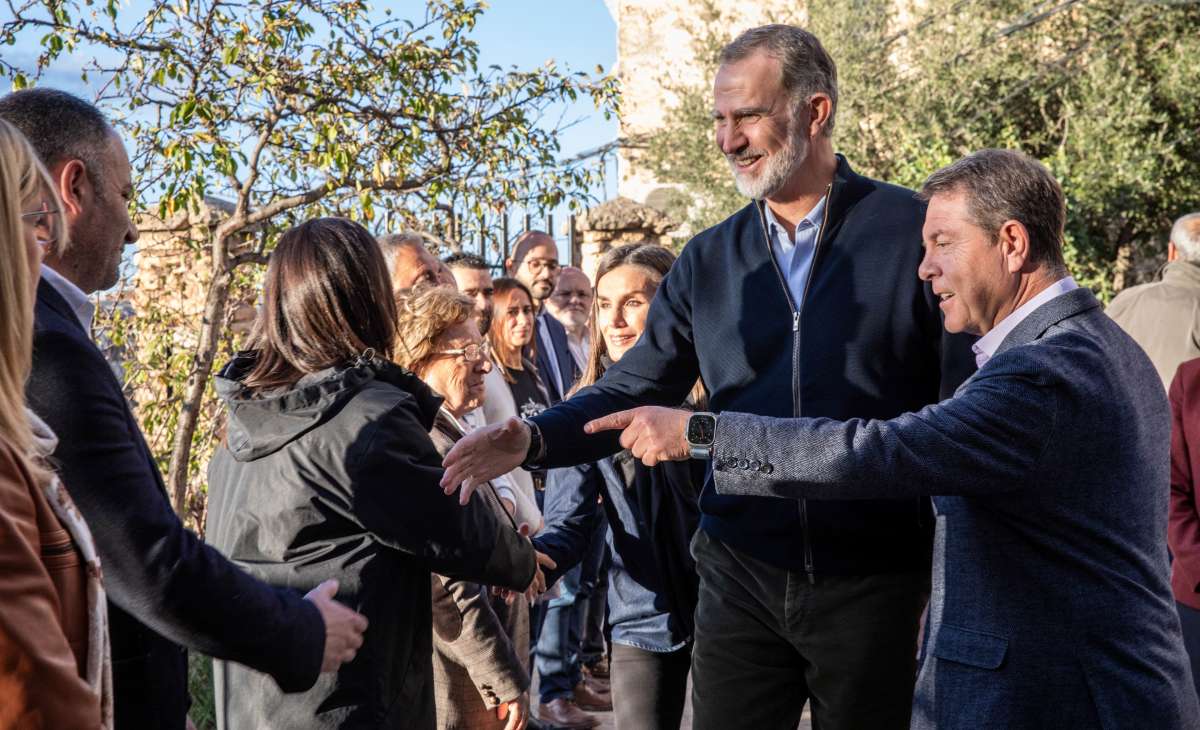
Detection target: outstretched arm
<box><xmin>711</xmin><ymin>358</ymin><xmax>1057</xmax><ymax>500</ymax></box>
<box><xmin>29</xmin><ymin>328</ymin><xmax>327</xmax><ymax>692</ymax></box>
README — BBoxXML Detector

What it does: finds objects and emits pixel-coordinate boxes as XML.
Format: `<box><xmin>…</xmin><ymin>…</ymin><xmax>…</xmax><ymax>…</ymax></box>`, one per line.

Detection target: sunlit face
<box><xmin>712</xmin><ymin>52</ymin><xmax>808</xmax><ymax>200</ymax></box>
<box><xmin>918</xmin><ymin>191</ymin><xmax>1015</xmax><ymax>336</ymax></box>
<box><xmin>512</xmin><ymin>237</ymin><xmax>560</xmax><ymax>302</ymax></box>
<box><xmin>419</xmin><ymin>319</ymin><xmax>491</xmax><ymax>417</ymax></box>
<box><xmin>392</xmin><ymin>243</ymin><xmax>441</xmax><ymax>290</ymax></box>
<box><xmin>596</xmin><ymin>264</ymin><xmax>659</xmax><ymax>362</ymax></box>
<box><xmin>497</xmin><ymin>288</ymin><xmax>535</xmax><ymax>350</ymax></box>
<box><xmin>450</xmin><ymin>266</ymin><xmax>495</xmax><ymax>333</ymax></box>
<box><xmin>545</xmin><ymin>268</ymin><xmax>592</xmax><ymax>330</ymax></box>
<box><xmin>66</xmin><ymin>132</ymin><xmax>138</xmax><ymax>294</ymax></box>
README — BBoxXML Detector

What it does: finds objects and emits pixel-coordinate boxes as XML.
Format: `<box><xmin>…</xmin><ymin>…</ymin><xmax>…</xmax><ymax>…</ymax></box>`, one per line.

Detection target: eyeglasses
<box><xmin>434</xmin><ymin>341</ymin><xmax>490</xmax><ymax>363</ymax></box>
<box><xmin>524</xmin><ymin>258</ymin><xmax>560</xmax><ymax>275</ymax></box>
<box><xmin>21</xmin><ymin>201</ymin><xmax>61</xmax><ymax>242</ymax></box>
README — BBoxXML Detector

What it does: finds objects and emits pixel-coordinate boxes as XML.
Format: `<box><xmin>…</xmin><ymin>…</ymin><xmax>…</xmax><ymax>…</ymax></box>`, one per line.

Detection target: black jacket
<box><xmin>532</xmin><ymin>156</ymin><xmax>976</xmax><ymax>574</ymax></box>
<box><xmin>536</xmin><ymin>454</ymin><xmax>703</xmax><ymax>650</ymax></box>
<box><xmin>206</xmin><ymin>355</ymin><xmax>537</xmax><ymax>729</ymax></box>
<box><xmin>27</xmin><ymin>278</ymin><xmax>325</xmax><ymax>730</ymax></box>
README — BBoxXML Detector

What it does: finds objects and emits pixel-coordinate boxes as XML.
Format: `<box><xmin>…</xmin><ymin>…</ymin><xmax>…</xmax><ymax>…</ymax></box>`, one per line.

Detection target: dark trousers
<box><xmin>582</xmin><ymin>547</ymin><xmax>610</xmax><ymax>666</ymax></box>
<box><xmin>536</xmin><ymin>511</ymin><xmax>608</xmax><ymax>702</ymax></box>
<box><xmin>1178</xmin><ymin>601</ymin><xmax>1200</xmax><ymax>704</ymax></box>
<box><xmin>690</xmin><ymin>530</ymin><xmax>929</xmax><ymax>730</ymax></box>
<box><xmin>611</xmin><ymin>642</ymin><xmax>691</xmax><ymax>730</ymax></box>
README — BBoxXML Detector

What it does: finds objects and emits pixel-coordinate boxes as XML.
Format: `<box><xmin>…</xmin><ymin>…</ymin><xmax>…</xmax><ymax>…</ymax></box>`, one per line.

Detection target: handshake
<box><xmin>440</xmin><ymin>408</ymin><xmax>692</xmax><ymax>504</ymax></box>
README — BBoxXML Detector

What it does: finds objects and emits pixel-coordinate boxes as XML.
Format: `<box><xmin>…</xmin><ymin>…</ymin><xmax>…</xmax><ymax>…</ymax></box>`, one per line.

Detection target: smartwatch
<box><xmin>687</xmin><ymin>412</ymin><xmax>718</xmax><ymax>460</ymax></box>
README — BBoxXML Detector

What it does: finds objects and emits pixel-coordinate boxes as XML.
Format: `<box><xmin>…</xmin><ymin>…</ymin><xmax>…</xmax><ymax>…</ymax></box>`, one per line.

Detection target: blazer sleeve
<box><xmin>712</xmin><ymin>347</ymin><xmax>1058</xmax><ymax>500</ymax></box>
<box><xmin>27</xmin><ymin>326</ymin><xmax>325</xmax><ymax>692</ymax></box>
<box><xmin>532</xmin><ymin>462</ymin><xmax>605</xmax><ymax>586</ymax></box>
<box><xmin>350</xmin><ymin>397</ymin><xmax>537</xmax><ymax>591</ymax></box>
<box><xmin>532</xmin><ymin>248</ymin><xmax>702</xmax><ymax>467</ymax></box>
<box><xmin>1169</xmin><ymin>367</ymin><xmax>1200</xmax><ymax>592</ymax></box>
<box><xmin>0</xmin><ymin>444</ymin><xmax>102</xmax><ymax>729</ymax></box>
<box><xmin>431</xmin><ymin>575</ymin><xmax>528</xmax><ymax>706</ymax></box>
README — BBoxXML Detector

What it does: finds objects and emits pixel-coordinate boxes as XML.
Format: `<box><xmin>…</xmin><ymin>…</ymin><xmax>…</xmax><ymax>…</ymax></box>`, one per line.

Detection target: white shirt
<box><xmin>764</xmin><ymin>196</ymin><xmax>826</xmax><ymax>310</ymax></box>
<box><xmin>41</xmin><ymin>264</ymin><xmax>95</xmax><ymax>334</ymax></box>
<box><xmin>971</xmin><ymin>277</ymin><xmax>1078</xmax><ymax>368</ymax></box>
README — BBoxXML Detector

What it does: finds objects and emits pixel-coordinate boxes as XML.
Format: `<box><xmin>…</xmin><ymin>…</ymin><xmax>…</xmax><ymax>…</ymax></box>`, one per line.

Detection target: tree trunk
<box><xmin>168</xmin><ymin>232</ymin><xmax>234</xmax><ymax>515</ymax></box>
<box><xmin>1111</xmin><ymin>219</ymin><xmax>1136</xmax><ymax>294</ymax></box>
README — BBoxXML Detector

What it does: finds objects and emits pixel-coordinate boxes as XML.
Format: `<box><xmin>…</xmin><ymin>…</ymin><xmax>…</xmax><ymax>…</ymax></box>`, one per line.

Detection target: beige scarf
<box><xmin>27</xmin><ymin>410</ymin><xmax>113</xmax><ymax>728</ymax></box>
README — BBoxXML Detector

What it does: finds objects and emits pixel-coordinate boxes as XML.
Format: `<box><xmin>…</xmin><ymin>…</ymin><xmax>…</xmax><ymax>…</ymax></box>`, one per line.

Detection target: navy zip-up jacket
<box><xmin>531</xmin><ymin>156</ymin><xmax>976</xmax><ymax>574</ymax></box>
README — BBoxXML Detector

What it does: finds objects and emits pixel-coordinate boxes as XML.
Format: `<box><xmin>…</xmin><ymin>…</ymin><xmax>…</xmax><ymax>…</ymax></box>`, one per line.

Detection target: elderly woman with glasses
<box><xmin>396</xmin><ymin>285</ymin><xmax>553</xmax><ymax>730</ymax></box>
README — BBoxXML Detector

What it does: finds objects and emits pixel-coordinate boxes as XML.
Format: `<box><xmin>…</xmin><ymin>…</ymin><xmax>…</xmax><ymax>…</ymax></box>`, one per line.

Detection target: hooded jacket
<box><xmin>206</xmin><ymin>355</ymin><xmax>536</xmax><ymax>730</ymax></box>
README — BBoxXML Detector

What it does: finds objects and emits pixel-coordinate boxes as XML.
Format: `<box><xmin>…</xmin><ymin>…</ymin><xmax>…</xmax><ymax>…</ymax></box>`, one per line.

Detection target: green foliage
<box><xmin>641</xmin><ymin>0</ymin><xmax>1200</xmax><ymax>297</ymax></box>
<box><xmin>187</xmin><ymin>653</ymin><xmax>217</xmax><ymax>730</ymax></box>
<box><xmin>3</xmin><ymin>0</ymin><xmax>619</xmax><ymax>521</ymax></box>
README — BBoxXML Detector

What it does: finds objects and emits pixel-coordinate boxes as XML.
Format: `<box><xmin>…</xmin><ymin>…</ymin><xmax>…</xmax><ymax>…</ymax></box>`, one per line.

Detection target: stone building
<box><xmin>603</xmin><ymin>0</ymin><xmax>807</xmax><ymax>208</ymax></box>
<box><xmin>571</xmin><ymin>196</ymin><xmax>679</xmax><ymax>282</ymax></box>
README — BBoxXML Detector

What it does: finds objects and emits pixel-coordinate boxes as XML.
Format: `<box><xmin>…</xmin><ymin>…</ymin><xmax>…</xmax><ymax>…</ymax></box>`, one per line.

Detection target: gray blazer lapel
<box><xmin>994</xmin><ymin>287</ymin><xmax>1100</xmax><ymax>356</ymax></box>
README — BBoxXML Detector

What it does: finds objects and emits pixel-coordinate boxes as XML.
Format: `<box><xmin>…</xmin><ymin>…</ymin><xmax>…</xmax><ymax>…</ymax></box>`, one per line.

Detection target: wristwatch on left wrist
<box><xmin>686</xmin><ymin>412</ymin><xmax>718</xmax><ymax>460</ymax></box>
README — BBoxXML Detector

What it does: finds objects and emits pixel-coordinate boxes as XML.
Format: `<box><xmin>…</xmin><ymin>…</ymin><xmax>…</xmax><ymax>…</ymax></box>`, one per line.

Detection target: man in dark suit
<box><xmin>589</xmin><ymin>150</ymin><xmax>1200</xmax><ymax>727</ymax></box>
<box><xmin>507</xmin><ymin>230</ymin><xmax>580</xmax><ymax>404</ymax></box>
<box><xmin>0</xmin><ymin>88</ymin><xmax>367</xmax><ymax>730</ymax></box>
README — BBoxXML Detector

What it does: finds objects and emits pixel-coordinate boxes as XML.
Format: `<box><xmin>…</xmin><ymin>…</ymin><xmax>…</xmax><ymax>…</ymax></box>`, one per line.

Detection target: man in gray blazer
<box><xmin>587</xmin><ymin>149</ymin><xmax>1200</xmax><ymax>727</ymax></box>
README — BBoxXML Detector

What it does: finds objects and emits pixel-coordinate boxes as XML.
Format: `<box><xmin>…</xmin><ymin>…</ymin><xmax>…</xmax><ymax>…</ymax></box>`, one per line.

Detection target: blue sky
<box><xmin>7</xmin><ymin>1</ymin><xmax>621</xmax><ymax>254</ymax></box>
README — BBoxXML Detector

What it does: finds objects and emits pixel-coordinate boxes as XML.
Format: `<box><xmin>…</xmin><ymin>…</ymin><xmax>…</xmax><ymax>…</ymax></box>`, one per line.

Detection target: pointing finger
<box><xmin>584</xmin><ymin>409</ymin><xmax>637</xmax><ymax>434</ymax></box>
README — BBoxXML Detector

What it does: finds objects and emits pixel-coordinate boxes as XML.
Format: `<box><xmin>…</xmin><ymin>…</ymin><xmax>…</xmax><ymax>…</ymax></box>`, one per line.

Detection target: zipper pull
<box><xmin>792</xmin><ymin>311</ymin><xmax>800</xmax><ymax>332</ymax></box>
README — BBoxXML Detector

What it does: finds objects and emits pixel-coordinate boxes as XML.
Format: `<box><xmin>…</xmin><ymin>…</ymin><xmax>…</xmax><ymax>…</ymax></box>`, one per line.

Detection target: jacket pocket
<box><xmin>931</xmin><ymin>625</ymin><xmax>1013</xmax><ymax>727</ymax></box>
<box><xmin>931</xmin><ymin>624</ymin><xmax>1008</xmax><ymax>669</ymax></box>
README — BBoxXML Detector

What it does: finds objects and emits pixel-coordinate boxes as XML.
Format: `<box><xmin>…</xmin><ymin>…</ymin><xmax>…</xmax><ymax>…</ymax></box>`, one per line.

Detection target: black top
<box><xmin>27</xmin><ymin>278</ymin><xmax>325</xmax><ymax>730</ymax></box>
<box><xmin>206</xmin><ymin>355</ymin><xmax>536</xmax><ymax>729</ymax></box>
<box><xmin>531</xmin><ymin>155</ymin><xmax>977</xmax><ymax>575</ymax></box>
<box><xmin>504</xmin><ymin>360</ymin><xmax>551</xmax><ymax>420</ymax></box>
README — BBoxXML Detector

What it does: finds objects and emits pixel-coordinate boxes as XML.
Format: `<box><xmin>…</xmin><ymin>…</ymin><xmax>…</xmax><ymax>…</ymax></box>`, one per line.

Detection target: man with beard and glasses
<box><xmin>442</xmin><ymin>24</ymin><xmax>975</xmax><ymax>729</ymax></box>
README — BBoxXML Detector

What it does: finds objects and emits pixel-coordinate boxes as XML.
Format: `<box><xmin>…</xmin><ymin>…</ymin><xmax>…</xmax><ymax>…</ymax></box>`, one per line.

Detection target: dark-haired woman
<box><xmin>205</xmin><ymin>217</ymin><xmax>537</xmax><ymax>730</ymax></box>
<box><xmin>533</xmin><ymin>244</ymin><xmax>704</xmax><ymax>730</ymax></box>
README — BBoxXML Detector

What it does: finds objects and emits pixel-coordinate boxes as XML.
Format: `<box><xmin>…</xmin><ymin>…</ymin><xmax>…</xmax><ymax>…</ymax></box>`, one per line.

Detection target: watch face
<box><xmin>688</xmin><ymin>414</ymin><xmax>716</xmax><ymax>445</ymax></box>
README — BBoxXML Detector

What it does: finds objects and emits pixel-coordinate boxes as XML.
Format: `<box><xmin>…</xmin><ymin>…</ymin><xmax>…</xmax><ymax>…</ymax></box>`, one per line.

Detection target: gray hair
<box><xmin>719</xmin><ymin>24</ymin><xmax>839</xmax><ymax>136</ymax></box>
<box><xmin>0</xmin><ymin>88</ymin><xmax>113</xmax><ymax>187</ymax></box>
<box><xmin>919</xmin><ymin>149</ymin><xmax>1067</xmax><ymax>273</ymax></box>
<box><xmin>377</xmin><ymin>230</ymin><xmax>438</xmax><ymax>273</ymax></box>
<box><xmin>1171</xmin><ymin>213</ymin><xmax>1200</xmax><ymax>263</ymax></box>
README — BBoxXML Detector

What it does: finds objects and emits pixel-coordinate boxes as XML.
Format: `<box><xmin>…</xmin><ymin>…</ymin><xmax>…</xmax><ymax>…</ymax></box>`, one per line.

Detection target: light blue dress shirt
<box><xmin>764</xmin><ymin>196</ymin><xmax>827</xmax><ymax>310</ymax></box>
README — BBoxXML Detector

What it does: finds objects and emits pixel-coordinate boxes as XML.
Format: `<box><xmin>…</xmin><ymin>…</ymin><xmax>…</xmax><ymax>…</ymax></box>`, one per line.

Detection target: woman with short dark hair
<box><xmin>206</xmin><ymin>217</ymin><xmax>537</xmax><ymax>730</ymax></box>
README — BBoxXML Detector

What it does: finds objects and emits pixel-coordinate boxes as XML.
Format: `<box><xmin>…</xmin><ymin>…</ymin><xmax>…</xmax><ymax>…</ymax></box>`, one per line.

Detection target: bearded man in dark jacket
<box><xmin>443</xmin><ymin>25</ymin><xmax>976</xmax><ymax>730</ymax></box>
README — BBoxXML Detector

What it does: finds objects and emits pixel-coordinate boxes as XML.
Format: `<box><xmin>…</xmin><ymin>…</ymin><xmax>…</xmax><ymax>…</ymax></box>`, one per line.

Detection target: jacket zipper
<box><xmin>755</xmin><ymin>184</ymin><xmax>833</xmax><ymax>584</ymax></box>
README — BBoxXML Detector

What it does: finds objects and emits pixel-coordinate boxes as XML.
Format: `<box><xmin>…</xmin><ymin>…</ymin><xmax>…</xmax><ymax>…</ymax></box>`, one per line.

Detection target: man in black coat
<box><xmin>0</xmin><ymin>88</ymin><xmax>368</xmax><ymax>730</ymax></box>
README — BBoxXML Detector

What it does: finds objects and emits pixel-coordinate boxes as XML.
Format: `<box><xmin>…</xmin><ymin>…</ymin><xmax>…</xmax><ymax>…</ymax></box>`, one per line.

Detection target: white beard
<box><xmin>728</xmin><ymin>120</ymin><xmax>808</xmax><ymax>200</ymax></box>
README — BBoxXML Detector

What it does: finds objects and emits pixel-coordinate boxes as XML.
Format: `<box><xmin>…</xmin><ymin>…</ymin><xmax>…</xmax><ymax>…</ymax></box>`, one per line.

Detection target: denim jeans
<box><xmin>536</xmin><ymin>510</ymin><xmax>608</xmax><ymax>702</ymax></box>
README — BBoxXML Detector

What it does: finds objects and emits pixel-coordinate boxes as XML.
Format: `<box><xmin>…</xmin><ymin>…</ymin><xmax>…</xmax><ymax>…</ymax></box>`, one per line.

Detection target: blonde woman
<box><xmin>0</xmin><ymin>118</ymin><xmax>111</xmax><ymax>728</ymax></box>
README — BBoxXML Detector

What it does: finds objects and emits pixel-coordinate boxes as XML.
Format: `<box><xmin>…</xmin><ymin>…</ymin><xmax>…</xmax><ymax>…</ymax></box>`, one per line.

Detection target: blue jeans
<box><xmin>536</xmin><ymin>510</ymin><xmax>608</xmax><ymax>703</ymax></box>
